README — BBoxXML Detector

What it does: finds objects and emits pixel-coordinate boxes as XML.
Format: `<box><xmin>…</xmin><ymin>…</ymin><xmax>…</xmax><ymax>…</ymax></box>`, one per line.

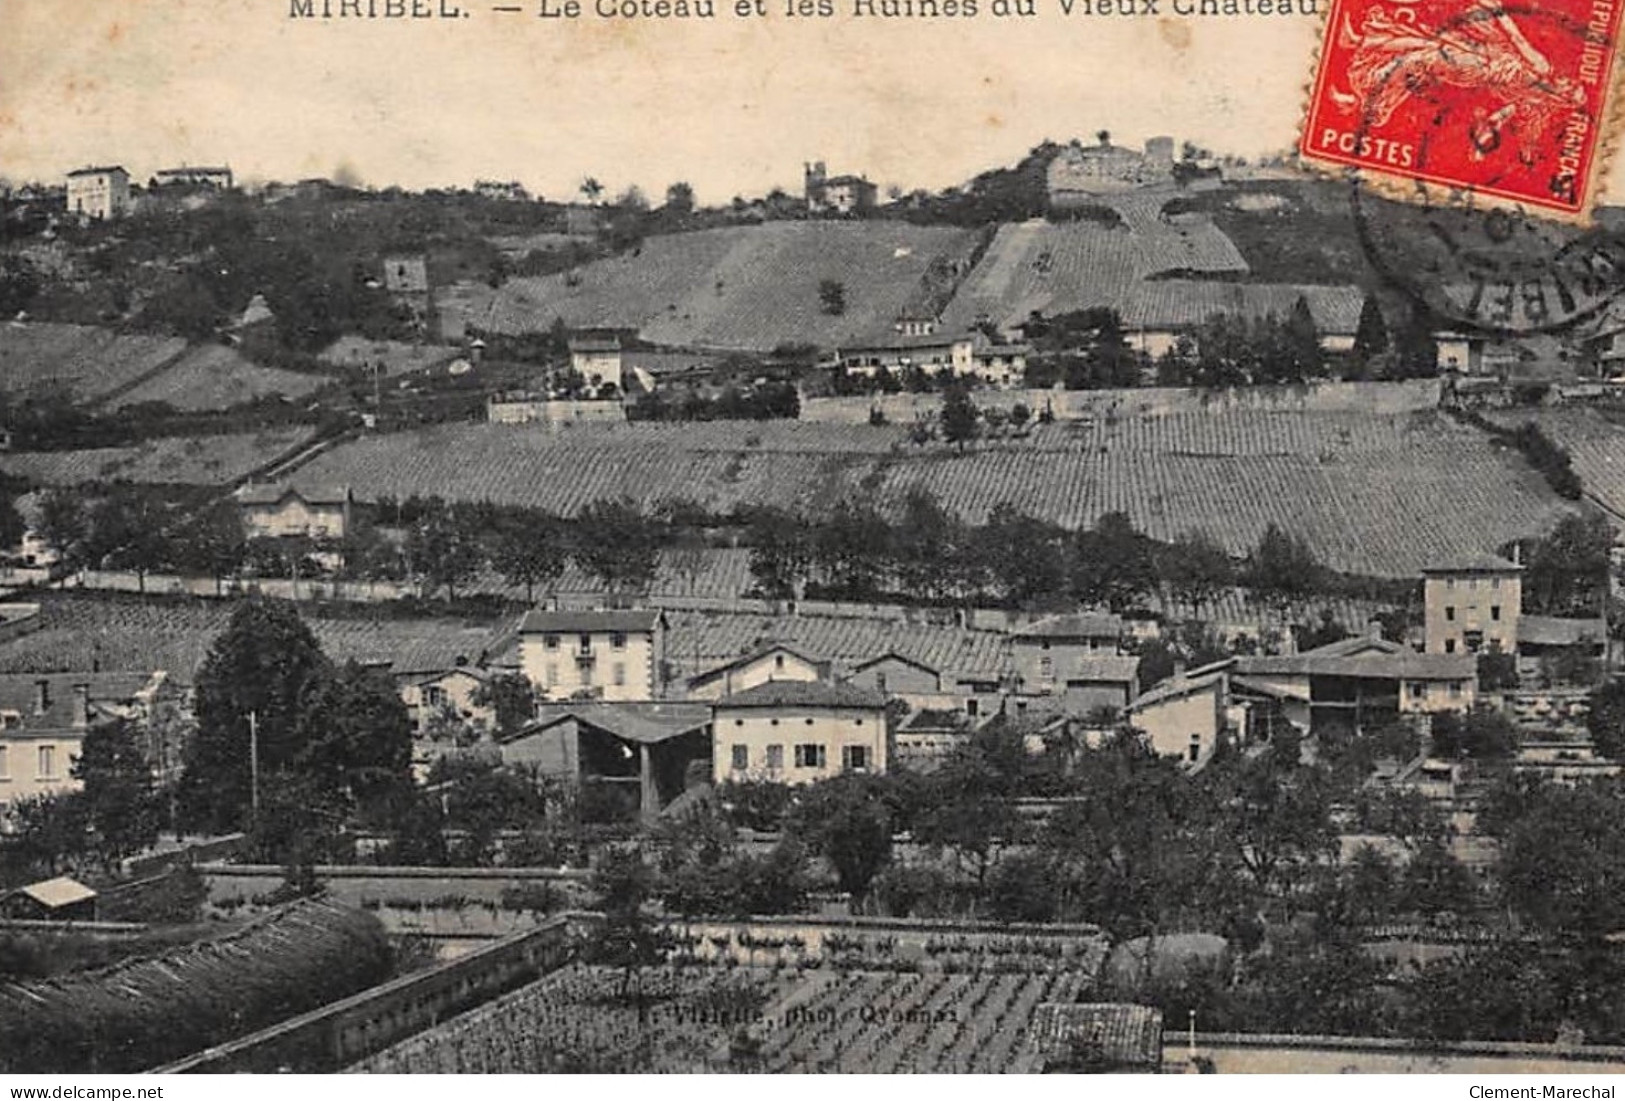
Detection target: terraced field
<box><xmin>0</xmin><ymin>427</ymin><xmax>316</xmax><ymax>487</ymax></box>
<box><xmin>0</xmin><ymin>322</ymin><xmax>187</xmax><ymax>402</ymax></box>
<box><xmin>109</xmin><ymin>345</ymin><xmax>331</xmax><ymax>411</ymax></box>
<box><xmin>481</xmin><ymin>222</ymin><xmax>981</xmax><ymax>351</ymax></box>
<box><xmin>288</xmin><ymin>409</ymin><xmax>1572</xmax><ymax>577</ymax></box>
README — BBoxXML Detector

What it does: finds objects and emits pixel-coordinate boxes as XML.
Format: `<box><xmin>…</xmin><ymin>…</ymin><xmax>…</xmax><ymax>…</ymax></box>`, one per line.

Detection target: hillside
<box><xmin>278</xmin><ymin>410</ymin><xmax>1572</xmax><ymax>578</ymax></box>
<box><xmin>477</xmin><ymin>222</ymin><xmax>982</xmax><ymax>351</ymax></box>
<box><xmin>0</xmin><ymin>322</ymin><xmax>188</xmax><ymax>402</ymax></box>
<box><xmin>935</xmin><ymin>198</ymin><xmax>1248</xmax><ymax>334</ymax></box>
<box><xmin>1482</xmin><ymin>406</ymin><xmax>1625</xmax><ymax>519</ymax></box>
<box><xmin>0</xmin><ymin>426</ymin><xmax>317</xmax><ymax>487</ymax></box>
<box><xmin>108</xmin><ymin>344</ymin><xmax>330</xmax><ymax>411</ymax></box>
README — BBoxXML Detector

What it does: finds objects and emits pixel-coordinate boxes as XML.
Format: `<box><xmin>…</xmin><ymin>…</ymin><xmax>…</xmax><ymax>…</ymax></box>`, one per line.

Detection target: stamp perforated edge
<box><xmin>1291</xmin><ymin>0</ymin><xmax>1625</xmax><ymax>225</ymax></box>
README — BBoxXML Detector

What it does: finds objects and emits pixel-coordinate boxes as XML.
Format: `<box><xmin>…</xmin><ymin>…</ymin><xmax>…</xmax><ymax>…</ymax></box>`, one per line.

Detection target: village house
<box><xmin>804</xmin><ymin>161</ymin><xmax>878</xmax><ymax>216</ymax></box>
<box><xmin>0</xmin><ymin>672</ymin><xmax>172</xmax><ymax>808</ymax></box>
<box><xmin>1422</xmin><ymin>554</ymin><xmax>1522</xmax><ymax>656</ymax></box>
<box><xmin>65</xmin><ymin>166</ymin><xmax>131</xmax><ymax>221</ymax></box>
<box><xmin>685</xmin><ymin>643</ymin><xmax>830</xmax><ymax>702</ymax></box>
<box><xmin>569</xmin><ymin>336</ymin><xmax>624</xmax><ymax>388</ymax></box>
<box><xmin>236</xmin><ymin>484</ymin><xmax>353</xmax><ymax>542</ymax></box>
<box><xmin>838</xmin><ymin>334</ymin><xmax>975</xmax><ymax>379</ymax></box>
<box><xmin>712</xmin><ymin>680</ymin><xmax>888</xmax><ymax>785</ymax></box>
<box><xmin>1009</xmin><ymin>613</ymin><xmax>1136</xmax><ymax>709</ymax></box>
<box><xmin>518</xmin><ymin>608</ymin><xmax>666</xmax><ymax>702</ymax></box>
<box><xmin>499</xmin><ymin>701</ymin><xmax>710</xmax><ymax>821</ymax></box>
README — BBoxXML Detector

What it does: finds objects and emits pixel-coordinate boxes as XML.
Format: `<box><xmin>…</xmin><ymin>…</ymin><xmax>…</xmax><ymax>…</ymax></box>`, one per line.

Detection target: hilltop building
<box><xmin>153</xmin><ymin>166</ymin><xmax>234</xmax><ymax>190</ymax></box>
<box><xmin>65</xmin><ymin>166</ymin><xmax>131</xmax><ymax>220</ymax></box>
<box><xmin>568</xmin><ymin>336</ymin><xmax>624</xmax><ymax>388</ymax></box>
<box><xmin>1047</xmin><ymin>134</ymin><xmax>1175</xmax><ymax>206</ymax></box>
<box><xmin>805</xmin><ymin>161</ymin><xmax>878</xmax><ymax>216</ymax></box>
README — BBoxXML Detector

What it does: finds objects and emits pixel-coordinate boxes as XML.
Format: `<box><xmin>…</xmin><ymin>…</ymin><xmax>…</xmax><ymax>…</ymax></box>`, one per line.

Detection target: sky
<box><xmin>0</xmin><ymin>0</ymin><xmax>1536</xmax><ymax>203</ymax></box>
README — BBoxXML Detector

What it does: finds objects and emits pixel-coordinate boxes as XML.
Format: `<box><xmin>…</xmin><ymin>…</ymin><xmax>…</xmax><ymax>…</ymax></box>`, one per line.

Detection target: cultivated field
<box><xmin>351</xmin><ymin>964</ymin><xmax>1087</xmax><ymax>1073</ymax></box>
<box><xmin>109</xmin><ymin>345</ymin><xmax>331</xmax><ymax>411</ymax></box>
<box><xmin>936</xmin><ymin>199</ymin><xmax>1249</xmax><ymax>334</ymax></box>
<box><xmin>0</xmin><ymin>427</ymin><xmax>317</xmax><ymax>487</ymax></box>
<box><xmin>480</xmin><ymin>222</ymin><xmax>981</xmax><ymax>351</ymax></box>
<box><xmin>286</xmin><ymin>410</ymin><xmax>1572</xmax><ymax>577</ymax></box>
<box><xmin>1482</xmin><ymin>406</ymin><xmax>1625</xmax><ymax>519</ymax></box>
<box><xmin>0</xmin><ymin>322</ymin><xmax>187</xmax><ymax>402</ymax></box>
<box><xmin>319</xmin><ymin>336</ymin><xmax>461</xmax><ymax>379</ymax></box>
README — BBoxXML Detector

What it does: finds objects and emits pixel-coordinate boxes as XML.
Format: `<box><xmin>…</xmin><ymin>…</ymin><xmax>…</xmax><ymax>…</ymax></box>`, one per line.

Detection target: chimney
<box><xmin>71</xmin><ymin>684</ymin><xmax>89</xmax><ymax>729</ymax></box>
<box><xmin>33</xmin><ymin>678</ymin><xmax>50</xmax><ymax>715</ymax></box>
<box><xmin>1172</xmin><ymin>659</ymin><xmax>1187</xmax><ymax>680</ymax></box>
<box><xmin>1367</xmin><ymin>618</ymin><xmax>1385</xmax><ymax>642</ymax></box>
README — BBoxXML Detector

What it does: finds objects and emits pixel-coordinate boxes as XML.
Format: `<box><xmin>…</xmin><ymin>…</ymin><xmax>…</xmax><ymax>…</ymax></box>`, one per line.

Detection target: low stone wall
<box><xmin>158</xmin><ymin>914</ymin><xmax>587</xmax><ymax>1073</ymax></box>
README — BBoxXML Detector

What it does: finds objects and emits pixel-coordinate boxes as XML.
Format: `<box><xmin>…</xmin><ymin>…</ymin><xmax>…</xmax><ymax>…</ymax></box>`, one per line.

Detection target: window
<box><xmin>770</xmin><ymin>718</ymin><xmax>780</xmax><ymax>726</ymax></box>
<box><xmin>1039</xmin><ymin>656</ymin><xmax>1054</xmax><ymax>680</ymax></box>
<box><xmin>734</xmin><ymin>718</ymin><xmax>744</xmax><ymax>726</ymax></box>
<box><xmin>843</xmin><ymin>744</ymin><xmax>870</xmax><ymax>771</ymax></box>
<box><xmin>1445</xmin><ymin>606</ymin><xmax>1456</xmax><ymax>621</ymax></box>
<box><xmin>766</xmin><ymin>744</ymin><xmax>783</xmax><ymax>771</ymax></box>
<box><xmin>1491</xmin><ymin>606</ymin><xmax>1501</xmax><ymax>621</ymax></box>
<box><xmin>966</xmin><ymin>698</ymin><xmax>980</xmax><ymax>717</ymax></box>
<box><xmin>610</xmin><ymin>632</ymin><xmax>627</xmax><ymax>651</ymax></box>
<box><xmin>544</xmin><ymin>634</ymin><xmax>559</xmax><ymax>650</ymax></box>
<box><xmin>613</xmin><ymin>663</ymin><xmax>626</xmax><ymax>687</ymax></box>
<box><xmin>37</xmin><ymin>745</ymin><xmax>54</xmax><ymax>779</ymax></box>
<box><xmin>731</xmin><ymin>744</ymin><xmax>749</xmax><ymax>771</ymax></box>
<box><xmin>1409</xmin><ymin>681</ymin><xmax>1425</xmax><ymax>700</ymax></box>
<box><xmin>424</xmin><ymin>686</ymin><xmax>445</xmax><ymax>708</ymax></box>
<box><xmin>578</xmin><ymin>634</ymin><xmax>593</xmax><ymax>656</ymax></box>
<box><xmin>544</xmin><ymin>662</ymin><xmax>558</xmax><ymax>686</ymax></box>
<box><xmin>795</xmin><ymin>743</ymin><xmax>826</xmax><ymax>769</ymax></box>
<box><xmin>1449</xmin><ymin>681</ymin><xmax>1464</xmax><ymax>699</ymax></box>
<box><xmin>1445</xmin><ymin>639</ymin><xmax>1457</xmax><ymax>654</ymax></box>
<box><xmin>1491</xmin><ymin>577</ymin><xmax>1501</xmax><ymax>589</ymax></box>
<box><xmin>1188</xmin><ymin>734</ymin><xmax>1202</xmax><ymax>763</ymax></box>
<box><xmin>774</xmin><ymin>654</ymin><xmax>785</xmax><ymax>670</ymax></box>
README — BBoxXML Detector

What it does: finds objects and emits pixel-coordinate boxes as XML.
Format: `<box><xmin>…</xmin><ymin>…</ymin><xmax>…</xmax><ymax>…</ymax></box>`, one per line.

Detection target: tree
<box><xmin>1207</xmin><ymin>731</ymin><xmax>1337</xmax><ymax>905</ymax></box>
<box><xmin>490</xmin><ymin>513</ymin><xmax>567</xmax><ymax>603</ymax></box>
<box><xmin>1160</xmin><ymin>531</ymin><xmax>1234</xmax><ymax>616</ymax></box>
<box><xmin>892</xmin><ymin>488</ymin><xmax>962</xmax><ymax>602</ymax></box>
<box><xmin>171</xmin><ymin>498</ymin><xmax>246</xmax><ymax>593</ymax></box>
<box><xmin>473</xmin><ymin>671</ymin><xmax>537</xmax><ymax>740</ymax></box>
<box><xmin>573</xmin><ymin>498</ymin><xmax>661</xmax><ymax>600</ymax></box>
<box><xmin>1429</xmin><ymin>704</ymin><xmax>1516</xmax><ymax>761</ymax></box>
<box><xmin>295</xmin><ymin>660</ymin><xmax>413</xmax><ymax>813</ymax></box>
<box><xmin>812</xmin><ymin>500</ymin><xmax>890</xmax><ymax>597</ymax></box>
<box><xmin>86</xmin><ymin>493</ymin><xmax>170</xmax><ymax>591</ymax></box>
<box><xmin>1352</xmin><ymin>296</ymin><xmax>1390</xmax><ymax>371</ymax></box>
<box><xmin>746</xmin><ymin>508</ymin><xmax>809</xmax><ymax>601</ymax></box>
<box><xmin>1521</xmin><ymin>513</ymin><xmax>1614</xmax><ymax>615</ymax></box>
<box><xmin>1072</xmin><ymin>511</ymin><xmax>1157</xmax><ymax>613</ymax></box>
<box><xmin>974</xmin><ymin>503</ymin><xmax>1066</xmax><ymax>608</ymax></box>
<box><xmin>36</xmin><ymin>489</ymin><xmax>88</xmax><ymax>571</ymax></box>
<box><xmin>591</xmin><ymin>846</ymin><xmax>673</xmax><ymax>1008</ymax></box>
<box><xmin>1243</xmin><ymin>523</ymin><xmax>1322</xmax><ymax>606</ymax></box>
<box><xmin>789</xmin><ymin>774</ymin><xmax>893</xmax><ymax>901</ymax></box>
<box><xmin>818</xmin><ymin>279</ymin><xmax>846</xmax><ymax>316</ymax></box>
<box><xmin>406</xmin><ymin>508</ymin><xmax>480</xmax><ymax>601</ymax></box>
<box><xmin>913</xmin><ymin>727</ymin><xmax>1028</xmax><ymax>894</ymax></box>
<box><xmin>180</xmin><ymin>598</ymin><xmax>330</xmax><ymax>833</ymax></box>
<box><xmin>663</xmin><ymin>181</ymin><xmax>695</xmax><ymax>216</ymax></box>
<box><xmin>940</xmin><ymin>380</ymin><xmax>980</xmax><ymax>452</ymax></box>
<box><xmin>580</xmin><ymin>176</ymin><xmax>605</xmax><ymax>205</ymax></box>
<box><xmin>71</xmin><ymin>720</ymin><xmax>161</xmax><ymax>866</ymax></box>
<box><xmin>1484</xmin><ymin>778</ymin><xmax>1625</xmax><ymax>941</ymax></box>
<box><xmin>1587</xmin><ymin>678</ymin><xmax>1625</xmax><ymax>760</ymax></box>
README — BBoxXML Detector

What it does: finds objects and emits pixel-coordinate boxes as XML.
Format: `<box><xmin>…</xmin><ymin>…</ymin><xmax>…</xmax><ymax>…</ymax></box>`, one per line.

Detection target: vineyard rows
<box><xmin>0</xmin><ymin>323</ymin><xmax>187</xmax><ymax>402</ymax></box>
<box><xmin>1482</xmin><ymin>406</ymin><xmax>1625</xmax><ymax>518</ymax></box>
<box><xmin>0</xmin><ymin>427</ymin><xmax>317</xmax><ymax>487</ymax></box>
<box><xmin>350</xmin><ymin>964</ymin><xmax>1089</xmax><ymax>1073</ymax></box>
<box><xmin>291</xmin><ymin>409</ymin><xmax>1573</xmax><ymax>577</ymax></box>
<box><xmin>109</xmin><ymin>345</ymin><xmax>329</xmax><ymax>412</ymax></box>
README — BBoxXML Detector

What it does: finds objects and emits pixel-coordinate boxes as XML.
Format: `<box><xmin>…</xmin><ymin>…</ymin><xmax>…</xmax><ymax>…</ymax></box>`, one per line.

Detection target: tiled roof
<box><xmin>66</xmin><ymin>166</ymin><xmax>127</xmax><ymax>178</ymax></box>
<box><xmin>1519</xmin><ymin>614</ymin><xmax>1608</xmax><ymax>648</ymax></box>
<box><xmin>1129</xmin><ymin>669</ymin><xmax>1226</xmax><ymax>711</ymax></box>
<box><xmin>1421</xmin><ymin>553</ymin><xmax>1522</xmax><ymax>574</ymax></box>
<box><xmin>1013</xmin><ymin>613</ymin><xmax>1123</xmax><ymax>640</ymax></box>
<box><xmin>688</xmin><ymin>644</ymin><xmax>830</xmax><ymax>687</ymax></box>
<box><xmin>520</xmin><ymin>609</ymin><xmax>662</xmax><ymax>634</ymax></box>
<box><xmin>236</xmin><ymin>483</ymin><xmax>350</xmax><ymax>507</ymax></box>
<box><xmin>1234</xmin><ymin>651</ymin><xmax>1475</xmax><ymax>680</ymax></box>
<box><xmin>716</xmin><ymin>680</ymin><xmax>886</xmax><ymax>710</ymax></box>
<box><xmin>519</xmin><ymin>701</ymin><xmax>710</xmax><ymax>746</ymax></box>
<box><xmin>0</xmin><ymin>671</ymin><xmax>163</xmax><ymax>735</ymax></box>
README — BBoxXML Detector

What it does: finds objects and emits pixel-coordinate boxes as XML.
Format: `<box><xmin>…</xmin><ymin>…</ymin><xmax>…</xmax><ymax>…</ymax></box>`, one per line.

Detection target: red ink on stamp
<box><xmin>1301</xmin><ymin>0</ymin><xmax>1625</xmax><ymax>215</ymax></box>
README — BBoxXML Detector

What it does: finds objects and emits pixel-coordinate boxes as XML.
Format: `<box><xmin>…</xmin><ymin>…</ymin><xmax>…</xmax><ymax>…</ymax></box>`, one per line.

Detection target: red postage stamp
<box><xmin>1300</xmin><ymin>0</ymin><xmax>1625</xmax><ymax>217</ymax></box>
